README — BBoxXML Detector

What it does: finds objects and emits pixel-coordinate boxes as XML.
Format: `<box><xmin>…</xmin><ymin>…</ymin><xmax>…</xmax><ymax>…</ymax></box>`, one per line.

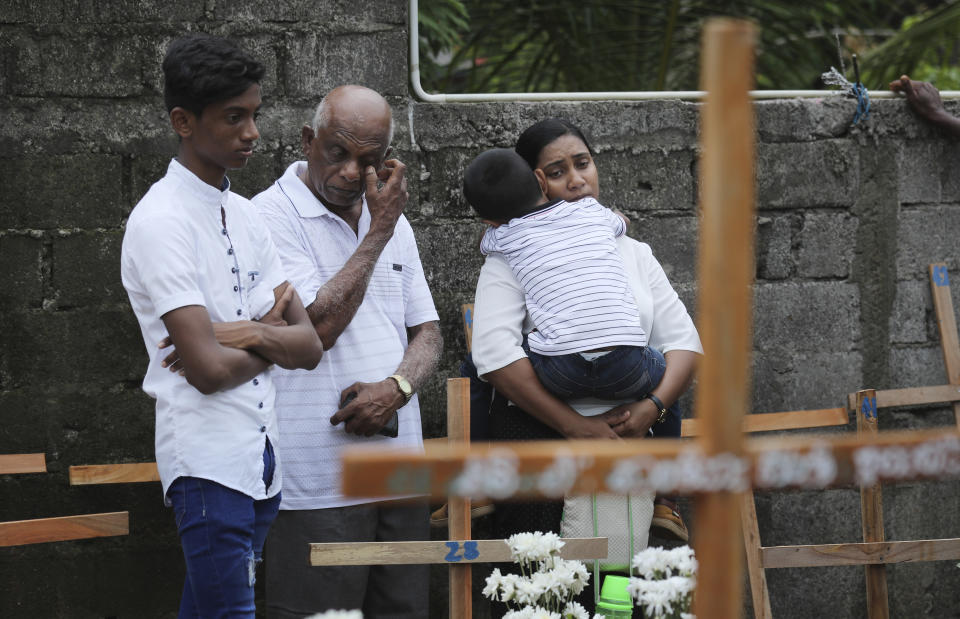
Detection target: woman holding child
<box><xmin>469</xmin><ymin>119</ymin><xmax>702</xmax><ymax>563</ymax></box>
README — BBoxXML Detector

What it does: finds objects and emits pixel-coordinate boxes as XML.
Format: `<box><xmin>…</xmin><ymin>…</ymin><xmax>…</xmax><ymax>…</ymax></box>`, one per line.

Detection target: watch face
<box><xmin>392</xmin><ymin>375</ymin><xmax>412</xmax><ymax>400</ymax></box>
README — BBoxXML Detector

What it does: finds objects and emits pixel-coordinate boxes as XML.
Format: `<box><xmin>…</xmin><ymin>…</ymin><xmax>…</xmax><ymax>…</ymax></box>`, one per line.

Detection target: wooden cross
<box><xmin>0</xmin><ymin>453</ymin><xmax>129</xmax><ymax>547</ymax></box>
<box><xmin>340</xmin><ymin>19</ymin><xmax>960</xmax><ymax>619</ymax></box>
<box><xmin>929</xmin><ymin>262</ymin><xmax>960</xmax><ymax>428</ymax></box>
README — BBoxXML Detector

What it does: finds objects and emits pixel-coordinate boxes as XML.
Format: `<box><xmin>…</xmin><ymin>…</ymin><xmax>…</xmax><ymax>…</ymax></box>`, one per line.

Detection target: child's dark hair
<box><xmin>463</xmin><ymin>148</ymin><xmax>543</xmax><ymax>222</ymax></box>
<box><xmin>515</xmin><ymin>118</ymin><xmax>593</xmax><ymax>170</ymax></box>
<box><xmin>163</xmin><ymin>33</ymin><xmax>265</xmax><ymax>116</ymax></box>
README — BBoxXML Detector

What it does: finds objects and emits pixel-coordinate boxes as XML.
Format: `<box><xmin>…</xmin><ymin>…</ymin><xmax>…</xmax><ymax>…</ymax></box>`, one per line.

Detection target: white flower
<box><xmin>635</xmin><ymin>584</ymin><xmax>674</xmax><ymax>618</ymax></box>
<box><xmin>506</xmin><ymin>531</ymin><xmax>564</xmax><ymax>564</ymax></box>
<box><xmin>507</xmin><ymin>532</ymin><xmax>539</xmax><ymax>561</ymax></box>
<box><xmin>483</xmin><ymin>568</ymin><xmax>504</xmax><ymax>600</ymax></box>
<box><xmin>632</xmin><ymin>544</ymin><xmax>698</xmax><ymax>579</ymax></box>
<box><xmin>545</xmin><ymin>558</ymin><xmax>590</xmax><ymax>597</ymax></box>
<box><xmin>628</xmin><ymin>545</ymin><xmax>697</xmax><ymax>618</ymax></box>
<box><xmin>514</xmin><ymin>575</ymin><xmax>547</xmax><ymax>606</ymax></box>
<box><xmin>530</xmin><ymin>569</ymin><xmax>560</xmax><ymax>597</ymax></box>
<box><xmin>500</xmin><ymin>573</ymin><xmax>522</xmax><ymax>602</ymax></box>
<box><xmin>305</xmin><ymin>611</ymin><xmax>363</xmax><ymax>619</ymax></box>
<box><xmin>491</xmin><ymin>531</ymin><xmax>594</xmax><ymax>616</ymax></box>
<box><xmin>504</xmin><ymin>607</ymin><xmax>561</xmax><ymax>619</ymax></box>
<box><xmin>666</xmin><ymin>545</ymin><xmax>698</xmax><ymax>576</ymax></box>
<box><xmin>631</xmin><ymin>546</ymin><xmax>673</xmax><ymax>579</ymax></box>
<box><xmin>561</xmin><ymin>600</ymin><xmax>590</xmax><ymax>619</ymax></box>
<box><xmin>664</xmin><ymin>575</ymin><xmax>696</xmax><ymax>597</ymax></box>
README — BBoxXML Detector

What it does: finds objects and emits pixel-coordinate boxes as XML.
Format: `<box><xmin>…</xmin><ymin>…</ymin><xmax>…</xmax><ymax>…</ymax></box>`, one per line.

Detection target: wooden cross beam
<box><xmin>0</xmin><ymin>451</ymin><xmax>129</xmax><ymax>547</ymax></box>
<box><xmin>0</xmin><ymin>453</ymin><xmax>46</xmax><ymax>475</ymax></box>
<box><xmin>0</xmin><ymin>512</ymin><xmax>129</xmax><ymax>547</ymax></box>
<box><xmin>69</xmin><ymin>462</ymin><xmax>159</xmax><ymax>485</ymax></box>
<box><xmin>308</xmin><ymin>538</ymin><xmax>609</xmax><ymax>567</ymax></box>
<box><xmin>342</xmin><ymin>429</ymin><xmax>959</xmax><ymax>496</ymax></box>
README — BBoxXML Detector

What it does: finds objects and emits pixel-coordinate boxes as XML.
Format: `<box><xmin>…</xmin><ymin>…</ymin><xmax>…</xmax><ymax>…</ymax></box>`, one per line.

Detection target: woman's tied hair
<box><xmin>515</xmin><ymin>118</ymin><xmax>593</xmax><ymax>170</ymax></box>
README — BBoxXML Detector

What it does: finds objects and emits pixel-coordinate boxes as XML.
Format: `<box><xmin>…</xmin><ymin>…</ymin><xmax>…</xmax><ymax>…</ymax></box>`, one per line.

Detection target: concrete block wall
<box><xmin>2</xmin><ymin>1</ymin><xmax>958</xmax><ymax>617</ymax></box>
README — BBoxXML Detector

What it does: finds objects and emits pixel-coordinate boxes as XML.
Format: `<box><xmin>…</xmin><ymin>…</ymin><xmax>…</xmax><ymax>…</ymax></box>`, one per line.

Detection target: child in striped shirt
<box><xmin>463</xmin><ymin>148</ymin><xmax>671</xmax><ymax>417</ymax></box>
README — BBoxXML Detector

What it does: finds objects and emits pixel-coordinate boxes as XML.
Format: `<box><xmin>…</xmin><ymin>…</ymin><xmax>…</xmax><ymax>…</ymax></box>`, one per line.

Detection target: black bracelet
<box><xmin>646</xmin><ymin>393</ymin><xmax>669</xmax><ymax>423</ymax></box>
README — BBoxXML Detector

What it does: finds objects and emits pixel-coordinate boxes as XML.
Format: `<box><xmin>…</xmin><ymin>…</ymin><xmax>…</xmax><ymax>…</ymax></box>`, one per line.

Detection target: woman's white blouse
<box><xmin>472</xmin><ymin>236</ymin><xmax>702</xmax><ymax>378</ymax></box>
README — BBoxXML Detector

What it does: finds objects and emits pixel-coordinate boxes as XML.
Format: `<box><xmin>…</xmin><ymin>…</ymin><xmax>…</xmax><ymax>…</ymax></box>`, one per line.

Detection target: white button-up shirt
<box><xmin>254</xmin><ymin>161</ymin><xmax>439</xmax><ymax>509</ymax></box>
<box><xmin>121</xmin><ymin>159</ymin><xmax>286</xmax><ymax>503</ymax></box>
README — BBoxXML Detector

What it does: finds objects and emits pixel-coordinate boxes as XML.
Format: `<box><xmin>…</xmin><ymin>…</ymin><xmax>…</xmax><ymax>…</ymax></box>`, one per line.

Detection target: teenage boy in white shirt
<box><xmin>120</xmin><ymin>33</ymin><xmax>323</xmax><ymax>618</ymax></box>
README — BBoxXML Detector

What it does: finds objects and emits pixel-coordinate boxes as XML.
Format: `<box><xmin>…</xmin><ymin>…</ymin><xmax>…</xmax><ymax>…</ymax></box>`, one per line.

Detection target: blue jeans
<box><xmin>168</xmin><ymin>440</ymin><xmax>280</xmax><ymax>619</ymax></box>
<box><xmin>527</xmin><ymin>344</ymin><xmax>666</xmax><ymax>400</ymax></box>
<box><xmin>527</xmin><ymin>344</ymin><xmax>681</xmax><ymax>437</ymax></box>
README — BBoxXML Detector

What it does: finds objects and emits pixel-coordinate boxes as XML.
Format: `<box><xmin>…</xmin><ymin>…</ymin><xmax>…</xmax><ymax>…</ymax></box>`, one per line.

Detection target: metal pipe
<box><xmin>408</xmin><ymin>0</ymin><xmax>960</xmax><ymax>102</ymax></box>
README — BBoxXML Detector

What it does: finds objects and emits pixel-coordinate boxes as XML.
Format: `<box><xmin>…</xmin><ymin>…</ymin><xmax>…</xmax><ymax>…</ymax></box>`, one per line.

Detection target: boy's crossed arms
<box><xmin>159</xmin><ymin>281</ymin><xmax>321</xmax><ymax>394</ymax></box>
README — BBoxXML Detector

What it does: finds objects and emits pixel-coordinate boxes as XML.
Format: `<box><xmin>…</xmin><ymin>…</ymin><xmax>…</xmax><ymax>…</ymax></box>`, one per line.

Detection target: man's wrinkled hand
<box><xmin>329</xmin><ymin>379</ymin><xmax>405</xmax><ymax>436</ymax></box>
<box><xmin>364</xmin><ymin>159</ymin><xmax>407</xmax><ymax>235</ymax></box>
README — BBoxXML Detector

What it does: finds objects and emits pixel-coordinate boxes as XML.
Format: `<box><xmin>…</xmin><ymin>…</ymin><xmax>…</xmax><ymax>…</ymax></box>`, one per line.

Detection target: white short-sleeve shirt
<box><xmin>253</xmin><ymin>161</ymin><xmax>439</xmax><ymax>510</ymax></box>
<box><xmin>121</xmin><ymin>159</ymin><xmax>287</xmax><ymax>504</ymax></box>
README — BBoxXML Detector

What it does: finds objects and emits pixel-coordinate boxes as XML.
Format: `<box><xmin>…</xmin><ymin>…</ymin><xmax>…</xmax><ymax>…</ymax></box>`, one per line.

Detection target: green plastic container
<box><xmin>596</xmin><ymin>574</ymin><xmax>633</xmax><ymax>618</ymax></box>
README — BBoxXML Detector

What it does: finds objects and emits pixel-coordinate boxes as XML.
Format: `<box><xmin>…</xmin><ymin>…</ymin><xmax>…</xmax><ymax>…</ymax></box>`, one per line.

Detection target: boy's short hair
<box><xmin>463</xmin><ymin>148</ymin><xmax>543</xmax><ymax>222</ymax></box>
<box><xmin>163</xmin><ymin>33</ymin><xmax>265</xmax><ymax>117</ymax></box>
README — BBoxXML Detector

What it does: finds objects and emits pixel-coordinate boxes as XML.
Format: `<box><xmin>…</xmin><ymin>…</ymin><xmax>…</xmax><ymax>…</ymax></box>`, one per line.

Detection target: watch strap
<box><xmin>646</xmin><ymin>393</ymin><xmax>669</xmax><ymax>423</ymax></box>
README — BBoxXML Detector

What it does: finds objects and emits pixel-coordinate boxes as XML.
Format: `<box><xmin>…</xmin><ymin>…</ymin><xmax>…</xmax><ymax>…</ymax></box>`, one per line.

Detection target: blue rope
<box><xmin>852</xmin><ymin>82</ymin><xmax>870</xmax><ymax>124</ymax></box>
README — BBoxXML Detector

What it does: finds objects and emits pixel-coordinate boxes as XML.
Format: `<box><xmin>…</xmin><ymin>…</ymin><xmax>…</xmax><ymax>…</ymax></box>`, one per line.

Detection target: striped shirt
<box><xmin>254</xmin><ymin>161</ymin><xmax>439</xmax><ymax>510</ymax></box>
<box><xmin>479</xmin><ymin>197</ymin><xmax>646</xmax><ymax>355</ymax></box>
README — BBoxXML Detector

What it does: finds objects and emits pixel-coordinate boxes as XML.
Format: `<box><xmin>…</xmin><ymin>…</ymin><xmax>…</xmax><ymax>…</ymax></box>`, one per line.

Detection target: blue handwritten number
<box><xmin>444</xmin><ymin>541</ymin><xmax>480</xmax><ymax>562</ymax></box>
<box><xmin>444</xmin><ymin>541</ymin><xmax>462</xmax><ymax>562</ymax></box>
<box><xmin>465</xmin><ymin>308</ymin><xmax>473</xmax><ymax>328</ymax></box>
<box><xmin>933</xmin><ymin>266</ymin><xmax>949</xmax><ymax>287</ymax></box>
<box><xmin>861</xmin><ymin>396</ymin><xmax>877</xmax><ymax>420</ymax></box>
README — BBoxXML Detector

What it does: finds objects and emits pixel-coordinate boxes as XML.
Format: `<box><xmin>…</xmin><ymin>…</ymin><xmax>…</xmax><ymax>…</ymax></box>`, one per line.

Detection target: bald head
<box><xmin>311</xmin><ymin>85</ymin><xmax>394</xmax><ymax>146</ymax></box>
<box><xmin>299</xmin><ymin>85</ymin><xmax>397</xmax><ymax>213</ymax></box>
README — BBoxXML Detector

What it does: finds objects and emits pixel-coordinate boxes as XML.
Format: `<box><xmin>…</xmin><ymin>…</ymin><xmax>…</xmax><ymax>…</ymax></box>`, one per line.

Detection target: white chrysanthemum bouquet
<box><xmin>483</xmin><ymin>531</ymin><xmax>602</xmax><ymax>619</ymax></box>
<box><xmin>627</xmin><ymin>545</ymin><xmax>697</xmax><ymax>619</ymax></box>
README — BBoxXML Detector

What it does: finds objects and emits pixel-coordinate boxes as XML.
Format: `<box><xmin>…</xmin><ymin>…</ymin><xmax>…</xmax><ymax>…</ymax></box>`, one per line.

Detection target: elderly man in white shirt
<box><xmin>253</xmin><ymin>85</ymin><xmax>442</xmax><ymax>618</ymax></box>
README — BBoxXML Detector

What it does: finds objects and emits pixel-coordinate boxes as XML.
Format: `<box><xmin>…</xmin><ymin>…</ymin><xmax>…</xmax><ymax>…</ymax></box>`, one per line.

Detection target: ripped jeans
<box><xmin>167</xmin><ymin>440</ymin><xmax>280</xmax><ymax>619</ymax></box>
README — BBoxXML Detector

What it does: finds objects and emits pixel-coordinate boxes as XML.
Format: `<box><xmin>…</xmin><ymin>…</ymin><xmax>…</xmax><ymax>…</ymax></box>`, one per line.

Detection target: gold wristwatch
<box><xmin>389</xmin><ymin>374</ymin><xmax>413</xmax><ymax>404</ymax></box>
